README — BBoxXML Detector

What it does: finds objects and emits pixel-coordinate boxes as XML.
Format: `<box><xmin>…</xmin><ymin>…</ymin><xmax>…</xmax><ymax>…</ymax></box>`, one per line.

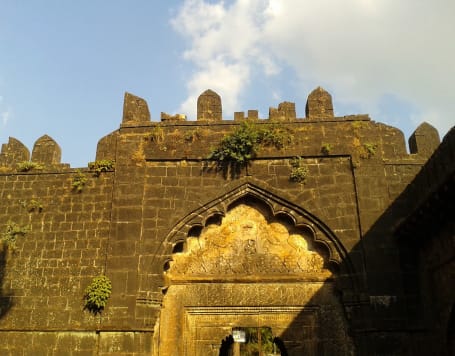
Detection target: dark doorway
<box><xmin>219</xmin><ymin>327</ymin><xmax>287</xmax><ymax>356</ymax></box>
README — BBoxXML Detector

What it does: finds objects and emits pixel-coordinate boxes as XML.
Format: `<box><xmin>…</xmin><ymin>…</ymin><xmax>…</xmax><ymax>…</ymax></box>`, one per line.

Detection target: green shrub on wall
<box><xmin>209</xmin><ymin>122</ymin><xmax>259</xmax><ymax>169</ymax></box>
<box><xmin>1</xmin><ymin>222</ymin><xmax>29</xmax><ymax>249</ymax></box>
<box><xmin>72</xmin><ymin>170</ymin><xmax>88</xmax><ymax>192</ymax></box>
<box><xmin>364</xmin><ymin>143</ymin><xmax>377</xmax><ymax>157</ymax></box>
<box><xmin>209</xmin><ymin>122</ymin><xmax>292</xmax><ymax>176</ymax></box>
<box><xmin>88</xmin><ymin>160</ymin><xmax>115</xmax><ymax>177</ymax></box>
<box><xmin>183</xmin><ymin>128</ymin><xmax>202</xmax><ymax>143</ymax></box>
<box><xmin>83</xmin><ymin>275</ymin><xmax>112</xmax><ymax>314</ymax></box>
<box><xmin>321</xmin><ymin>143</ymin><xmax>332</xmax><ymax>155</ymax></box>
<box><xmin>27</xmin><ymin>199</ymin><xmax>43</xmax><ymax>212</ymax></box>
<box><xmin>289</xmin><ymin>156</ymin><xmax>309</xmax><ymax>183</ymax></box>
<box><xmin>16</xmin><ymin>161</ymin><xmax>43</xmax><ymax>172</ymax></box>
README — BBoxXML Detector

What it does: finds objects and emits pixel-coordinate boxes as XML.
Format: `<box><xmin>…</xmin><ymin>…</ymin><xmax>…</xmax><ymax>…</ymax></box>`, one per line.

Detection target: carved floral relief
<box><xmin>168</xmin><ymin>204</ymin><xmax>330</xmax><ymax>278</ymax></box>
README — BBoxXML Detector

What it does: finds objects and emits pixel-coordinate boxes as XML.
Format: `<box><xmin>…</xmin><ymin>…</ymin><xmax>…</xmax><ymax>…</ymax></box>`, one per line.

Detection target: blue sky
<box><xmin>1</xmin><ymin>0</ymin><xmax>454</xmax><ymax>168</ymax></box>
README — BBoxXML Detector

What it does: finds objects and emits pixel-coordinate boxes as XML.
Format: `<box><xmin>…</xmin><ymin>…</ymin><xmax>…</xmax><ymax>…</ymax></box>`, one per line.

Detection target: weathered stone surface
<box><xmin>31</xmin><ymin>134</ymin><xmax>61</xmax><ymax>165</ymax></box>
<box><xmin>96</xmin><ymin>131</ymin><xmax>118</xmax><ymax>161</ymax></box>
<box><xmin>158</xmin><ymin>203</ymin><xmax>344</xmax><ymax>355</ymax></box>
<box><xmin>168</xmin><ymin>204</ymin><xmax>328</xmax><ymax>279</ymax></box>
<box><xmin>122</xmin><ymin>92</ymin><xmax>151</xmax><ymax>123</ymax></box>
<box><xmin>234</xmin><ymin>111</ymin><xmax>245</xmax><ymax>121</ymax></box>
<box><xmin>197</xmin><ymin>89</ymin><xmax>222</xmax><ymax>121</ymax></box>
<box><xmin>159</xmin><ymin>284</ymin><xmax>354</xmax><ymax>356</ymax></box>
<box><xmin>160</xmin><ymin>112</ymin><xmax>186</xmax><ymax>122</ymax></box>
<box><xmin>0</xmin><ymin>137</ymin><xmax>30</xmax><ymax>167</ymax></box>
<box><xmin>247</xmin><ymin>109</ymin><xmax>258</xmax><ymax>120</ymax></box>
<box><xmin>408</xmin><ymin>121</ymin><xmax>440</xmax><ymax>157</ymax></box>
<box><xmin>269</xmin><ymin>101</ymin><xmax>296</xmax><ymax>121</ymax></box>
<box><xmin>305</xmin><ymin>86</ymin><xmax>334</xmax><ymax>119</ymax></box>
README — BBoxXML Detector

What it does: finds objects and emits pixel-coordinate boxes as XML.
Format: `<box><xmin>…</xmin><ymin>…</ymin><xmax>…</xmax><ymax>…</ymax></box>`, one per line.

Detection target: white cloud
<box><xmin>172</xmin><ymin>0</ymin><xmax>455</xmax><ymax>136</ymax></box>
<box><xmin>178</xmin><ymin>59</ymin><xmax>250</xmax><ymax>118</ymax></box>
<box><xmin>171</xmin><ymin>0</ymin><xmax>279</xmax><ymax>118</ymax></box>
<box><xmin>1</xmin><ymin>109</ymin><xmax>10</xmax><ymax>126</ymax></box>
<box><xmin>0</xmin><ymin>96</ymin><xmax>10</xmax><ymax>126</ymax></box>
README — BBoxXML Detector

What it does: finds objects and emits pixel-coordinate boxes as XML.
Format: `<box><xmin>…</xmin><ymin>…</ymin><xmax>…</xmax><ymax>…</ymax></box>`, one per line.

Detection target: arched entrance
<box><xmin>155</xmin><ymin>193</ymin><xmax>355</xmax><ymax>355</ymax></box>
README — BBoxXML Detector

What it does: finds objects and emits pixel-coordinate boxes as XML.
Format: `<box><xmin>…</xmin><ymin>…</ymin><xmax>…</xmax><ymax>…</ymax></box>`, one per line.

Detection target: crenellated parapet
<box><xmin>1</xmin><ymin>87</ymin><xmax>449</xmax><ymax>171</ymax></box>
<box><xmin>197</xmin><ymin>89</ymin><xmax>222</xmax><ymax>121</ymax></box>
<box><xmin>305</xmin><ymin>86</ymin><xmax>334</xmax><ymax>119</ymax></box>
<box><xmin>31</xmin><ymin>135</ymin><xmax>62</xmax><ymax>165</ymax></box>
<box><xmin>109</xmin><ymin>87</ymin><xmax>440</xmax><ymax>166</ymax></box>
<box><xmin>233</xmin><ymin>110</ymin><xmax>259</xmax><ymax>121</ymax></box>
<box><xmin>269</xmin><ymin>101</ymin><xmax>296</xmax><ymax>121</ymax></box>
<box><xmin>0</xmin><ymin>137</ymin><xmax>30</xmax><ymax>168</ymax></box>
<box><xmin>122</xmin><ymin>92</ymin><xmax>151</xmax><ymax>124</ymax></box>
<box><xmin>160</xmin><ymin>112</ymin><xmax>187</xmax><ymax>122</ymax></box>
<box><xmin>408</xmin><ymin>122</ymin><xmax>440</xmax><ymax>158</ymax></box>
<box><xmin>90</xmin><ymin>86</ymin><xmax>452</xmax><ymax>172</ymax></box>
<box><xmin>96</xmin><ymin>131</ymin><xmax>119</xmax><ymax>162</ymax></box>
<box><xmin>0</xmin><ymin>135</ymin><xmax>67</xmax><ymax>171</ymax></box>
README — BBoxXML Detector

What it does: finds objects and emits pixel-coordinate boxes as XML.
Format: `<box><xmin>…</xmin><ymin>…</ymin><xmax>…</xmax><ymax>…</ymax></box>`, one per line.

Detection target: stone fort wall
<box><xmin>0</xmin><ymin>87</ymin><xmax>451</xmax><ymax>355</ymax></box>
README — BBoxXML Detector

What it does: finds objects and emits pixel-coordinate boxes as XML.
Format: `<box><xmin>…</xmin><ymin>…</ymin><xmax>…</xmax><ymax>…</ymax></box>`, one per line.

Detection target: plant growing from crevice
<box><xmin>358</xmin><ymin>142</ymin><xmax>377</xmax><ymax>159</ymax></box>
<box><xmin>148</xmin><ymin>125</ymin><xmax>169</xmax><ymax>151</ymax></box>
<box><xmin>18</xmin><ymin>198</ymin><xmax>42</xmax><ymax>212</ymax></box>
<box><xmin>183</xmin><ymin>128</ymin><xmax>202</xmax><ymax>143</ymax></box>
<box><xmin>149</xmin><ymin>125</ymin><xmax>165</xmax><ymax>144</ymax></box>
<box><xmin>16</xmin><ymin>161</ymin><xmax>43</xmax><ymax>172</ymax></box>
<box><xmin>83</xmin><ymin>275</ymin><xmax>112</xmax><ymax>315</ymax></box>
<box><xmin>72</xmin><ymin>170</ymin><xmax>88</xmax><ymax>192</ymax></box>
<box><xmin>1</xmin><ymin>222</ymin><xmax>29</xmax><ymax>249</ymax></box>
<box><xmin>258</xmin><ymin>124</ymin><xmax>293</xmax><ymax>149</ymax></box>
<box><xmin>208</xmin><ymin>122</ymin><xmax>292</xmax><ymax>177</ymax></box>
<box><xmin>131</xmin><ymin>142</ymin><xmax>146</xmax><ymax>164</ymax></box>
<box><xmin>351</xmin><ymin>121</ymin><xmax>368</xmax><ymax>130</ymax></box>
<box><xmin>289</xmin><ymin>156</ymin><xmax>309</xmax><ymax>183</ymax></box>
<box><xmin>321</xmin><ymin>143</ymin><xmax>332</xmax><ymax>155</ymax></box>
<box><xmin>364</xmin><ymin>143</ymin><xmax>377</xmax><ymax>157</ymax></box>
<box><xmin>209</xmin><ymin>122</ymin><xmax>258</xmax><ymax>170</ymax></box>
<box><xmin>88</xmin><ymin>160</ymin><xmax>115</xmax><ymax>177</ymax></box>
<box><xmin>27</xmin><ymin>199</ymin><xmax>43</xmax><ymax>213</ymax></box>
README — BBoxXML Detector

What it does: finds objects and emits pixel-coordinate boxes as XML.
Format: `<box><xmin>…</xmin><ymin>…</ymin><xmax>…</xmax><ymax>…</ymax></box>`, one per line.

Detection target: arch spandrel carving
<box><xmin>167</xmin><ymin>204</ymin><xmax>331</xmax><ymax>283</ymax></box>
<box><xmin>160</xmin><ymin>181</ymin><xmax>350</xmax><ymax>267</ymax></box>
<box><xmin>152</xmin><ymin>181</ymin><xmax>364</xmax><ymax>296</ymax></box>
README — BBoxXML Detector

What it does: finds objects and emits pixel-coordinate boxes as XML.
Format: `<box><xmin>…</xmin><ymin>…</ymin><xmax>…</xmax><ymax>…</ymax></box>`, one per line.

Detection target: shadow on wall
<box><xmin>0</xmin><ymin>246</ymin><xmax>13</xmax><ymax>319</ymax></box>
<box><xmin>155</xmin><ymin>127</ymin><xmax>453</xmax><ymax>355</ymax></box>
<box><xmin>277</xmin><ymin>130</ymin><xmax>455</xmax><ymax>355</ymax></box>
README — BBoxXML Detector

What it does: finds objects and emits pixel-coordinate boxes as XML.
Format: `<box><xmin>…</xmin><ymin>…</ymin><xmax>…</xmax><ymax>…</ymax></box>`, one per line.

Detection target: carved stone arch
<box><xmin>155</xmin><ymin>181</ymin><xmax>358</xmax><ymax>291</ymax></box>
<box><xmin>155</xmin><ymin>181</ymin><xmax>358</xmax><ymax>355</ymax></box>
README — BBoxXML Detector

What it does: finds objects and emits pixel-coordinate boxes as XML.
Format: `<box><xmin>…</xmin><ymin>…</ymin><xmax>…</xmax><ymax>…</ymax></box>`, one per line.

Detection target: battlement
<box><xmin>0</xmin><ymin>134</ymin><xmax>69</xmax><ymax>172</ymax></box>
<box><xmin>0</xmin><ymin>87</ymin><xmax>442</xmax><ymax>172</ymax></box>
<box><xmin>123</xmin><ymin>86</ymin><xmax>344</xmax><ymax>124</ymax></box>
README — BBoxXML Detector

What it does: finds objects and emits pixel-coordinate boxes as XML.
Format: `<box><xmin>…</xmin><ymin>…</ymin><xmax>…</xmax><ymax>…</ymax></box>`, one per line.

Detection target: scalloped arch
<box><xmin>157</xmin><ymin>182</ymin><xmax>356</xmax><ymax>278</ymax></box>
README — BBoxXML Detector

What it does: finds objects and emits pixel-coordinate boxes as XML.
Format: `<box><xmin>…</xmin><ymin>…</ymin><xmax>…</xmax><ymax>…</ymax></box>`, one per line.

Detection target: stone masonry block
<box><xmin>197</xmin><ymin>89</ymin><xmax>222</xmax><ymax>121</ymax></box>
<box><xmin>0</xmin><ymin>137</ymin><xmax>30</xmax><ymax>167</ymax></box>
<box><xmin>31</xmin><ymin>134</ymin><xmax>62</xmax><ymax>165</ymax></box>
<box><xmin>122</xmin><ymin>92</ymin><xmax>151</xmax><ymax>123</ymax></box>
<box><xmin>408</xmin><ymin>122</ymin><xmax>440</xmax><ymax>158</ymax></box>
<box><xmin>306</xmin><ymin>87</ymin><xmax>334</xmax><ymax>119</ymax></box>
